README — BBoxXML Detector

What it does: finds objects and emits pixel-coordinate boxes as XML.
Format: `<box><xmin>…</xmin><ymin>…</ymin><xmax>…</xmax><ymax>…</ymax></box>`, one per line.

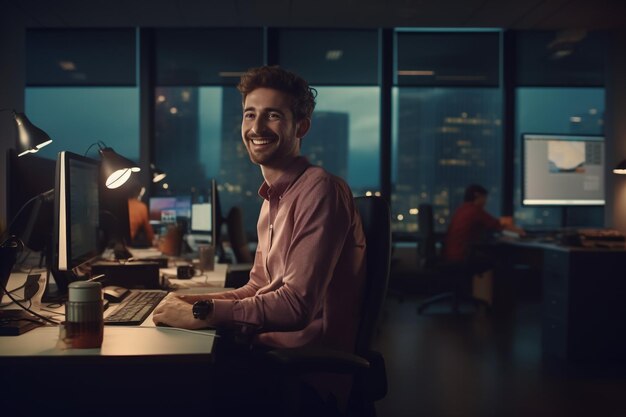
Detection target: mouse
<box><xmin>102</xmin><ymin>285</ymin><xmax>130</xmax><ymax>303</ymax></box>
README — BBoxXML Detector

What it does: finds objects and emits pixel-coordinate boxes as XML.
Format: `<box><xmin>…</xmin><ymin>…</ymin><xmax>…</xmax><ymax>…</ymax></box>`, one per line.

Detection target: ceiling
<box><xmin>6</xmin><ymin>0</ymin><xmax>626</xmax><ymax>30</ymax></box>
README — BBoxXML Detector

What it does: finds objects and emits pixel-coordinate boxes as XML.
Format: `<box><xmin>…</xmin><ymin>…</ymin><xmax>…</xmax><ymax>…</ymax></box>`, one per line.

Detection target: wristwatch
<box><xmin>192</xmin><ymin>300</ymin><xmax>214</xmax><ymax>320</ymax></box>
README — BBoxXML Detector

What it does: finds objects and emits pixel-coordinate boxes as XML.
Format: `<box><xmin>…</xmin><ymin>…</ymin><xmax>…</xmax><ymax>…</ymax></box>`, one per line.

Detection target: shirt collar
<box><xmin>258</xmin><ymin>156</ymin><xmax>311</xmax><ymax>201</ymax></box>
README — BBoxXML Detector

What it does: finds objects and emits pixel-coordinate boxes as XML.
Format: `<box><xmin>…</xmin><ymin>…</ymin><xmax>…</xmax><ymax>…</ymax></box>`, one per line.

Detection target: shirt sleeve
<box><xmin>477</xmin><ymin>207</ymin><xmax>502</xmax><ymax>231</ymax></box>
<box><xmin>210</xmin><ymin>177</ymin><xmax>353</xmax><ymax>331</ymax></box>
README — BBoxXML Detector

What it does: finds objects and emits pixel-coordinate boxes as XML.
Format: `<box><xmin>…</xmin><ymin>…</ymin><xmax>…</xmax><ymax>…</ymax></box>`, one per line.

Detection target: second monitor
<box><xmin>149</xmin><ymin>179</ymin><xmax>222</xmax><ymax>249</ymax></box>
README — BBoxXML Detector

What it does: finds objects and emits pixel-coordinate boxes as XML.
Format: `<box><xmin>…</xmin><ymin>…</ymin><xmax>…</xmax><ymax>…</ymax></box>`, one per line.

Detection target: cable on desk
<box><xmin>0</xmin><ymin>297</ymin><xmax>32</xmax><ymax>309</ymax></box>
<box><xmin>1</xmin><ymin>280</ymin><xmax>59</xmax><ymax>325</ymax></box>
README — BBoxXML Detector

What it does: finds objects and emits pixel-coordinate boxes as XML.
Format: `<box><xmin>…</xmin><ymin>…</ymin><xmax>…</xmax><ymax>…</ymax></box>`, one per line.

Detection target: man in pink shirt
<box><xmin>153</xmin><ymin>67</ymin><xmax>367</xmax><ymax>411</ymax></box>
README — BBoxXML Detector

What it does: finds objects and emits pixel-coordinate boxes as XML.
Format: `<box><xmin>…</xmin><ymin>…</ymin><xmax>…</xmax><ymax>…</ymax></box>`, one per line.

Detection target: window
<box><xmin>25</xmin><ymin>29</ymin><xmax>138</xmax><ymax>161</ymax></box>
<box><xmin>305</xmin><ymin>87</ymin><xmax>380</xmax><ymax>195</ymax></box>
<box><xmin>279</xmin><ymin>29</ymin><xmax>381</xmax><ymax>197</ymax></box>
<box><xmin>392</xmin><ymin>30</ymin><xmax>502</xmax><ymax>234</ymax></box>
<box><xmin>513</xmin><ymin>31</ymin><xmax>606</xmax><ymax>229</ymax></box>
<box><xmin>26</xmin><ymin>87</ymin><xmax>139</xmax><ymax>161</ymax></box>
<box><xmin>154</xmin><ymin>86</ymin><xmax>263</xmax><ymax>233</ymax></box>
<box><xmin>153</xmin><ymin>29</ymin><xmax>264</xmax><ymax>235</ymax></box>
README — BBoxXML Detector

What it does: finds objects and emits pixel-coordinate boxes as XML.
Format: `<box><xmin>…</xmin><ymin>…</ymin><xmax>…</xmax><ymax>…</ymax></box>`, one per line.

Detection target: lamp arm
<box><xmin>84</xmin><ymin>141</ymin><xmax>108</xmax><ymax>158</ymax></box>
<box><xmin>0</xmin><ymin>189</ymin><xmax>54</xmax><ymax>244</ymax></box>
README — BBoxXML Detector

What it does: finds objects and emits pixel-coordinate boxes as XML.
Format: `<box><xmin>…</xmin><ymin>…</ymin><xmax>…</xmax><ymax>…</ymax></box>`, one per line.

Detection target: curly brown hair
<box><xmin>237</xmin><ymin>66</ymin><xmax>317</xmax><ymax>122</ymax></box>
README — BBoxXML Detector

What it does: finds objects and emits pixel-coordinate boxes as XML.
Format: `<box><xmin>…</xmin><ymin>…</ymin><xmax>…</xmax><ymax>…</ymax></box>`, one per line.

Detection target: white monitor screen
<box><xmin>191</xmin><ymin>203</ymin><xmax>212</xmax><ymax>233</ymax></box>
<box><xmin>522</xmin><ymin>133</ymin><xmax>605</xmax><ymax>206</ymax></box>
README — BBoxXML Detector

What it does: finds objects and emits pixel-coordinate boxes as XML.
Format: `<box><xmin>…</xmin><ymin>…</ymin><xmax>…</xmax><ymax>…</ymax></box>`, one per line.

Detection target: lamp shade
<box><xmin>150</xmin><ymin>163</ymin><xmax>167</xmax><ymax>183</ymax></box>
<box><xmin>613</xmin><ymin>159</ymin><xmax>626</xmax><ymax>175</ymax></box>
<box><xmin>13</xmin><ymin>111</ymin><xmax>53</xmax><ymax>157</ymax></box>
<box><xmin>99</xmin><ymin>147</ymin><xmax>140</xmax><ymax>189</ymax></box>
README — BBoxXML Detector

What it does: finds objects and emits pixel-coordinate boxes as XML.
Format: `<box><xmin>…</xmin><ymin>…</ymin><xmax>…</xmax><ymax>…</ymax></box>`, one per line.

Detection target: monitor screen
<box><xmin>149</xmin><ymin>196</ymin><xmax>191</xmax><ymax>224</ymax></box>
<box><xmin>54</xmin><ymin>151</ymin><xmax>101</xmax><ymax>273</ymax></box>
<box><xmin>522</xmin><ymin>133</ymin><xmax>605</xmax><ymax>206</ymax></box>
<box><xmin>191</xmin><ymin>203</ymin><xmax>213</xmax><ymax>233</ymax></box>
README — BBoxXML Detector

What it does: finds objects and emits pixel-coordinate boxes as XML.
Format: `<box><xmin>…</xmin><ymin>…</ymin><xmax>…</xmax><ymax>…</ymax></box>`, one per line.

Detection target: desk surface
<box><xmin>496</xmin><ymin>236</ymin><xmax>626</xmax><ymax>252</ymax></box>
<box><xmin>0</xmin><ymin>325</ymin><xmax>215</xmax><ymax>357</ymax></box>
<box><xmin>0</xmin><ymin>262</ymin><xmax>229</xmax><ymax>359</ymax></box>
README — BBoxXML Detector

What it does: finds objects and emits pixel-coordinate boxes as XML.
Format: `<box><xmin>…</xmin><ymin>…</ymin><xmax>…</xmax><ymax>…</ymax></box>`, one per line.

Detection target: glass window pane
<box><xmin>516</xmin><ymin>31</ymin><xmax>606</xmax><ymax>87</ymax></box>
<box><xmin>392</xmin><ymin>87</ymin><xmax>503</xmax><ymax>234</ymax></box>
<box><xmin>514</xmin><ymin>88</ymin><xmax>605</xmax><ymax>228</ymax></box>
<box><xmin>279</xmin><ymin>29</ymin><xmax>379</xmax><ymax>85</ymax></box>
<box><xmin>155</xmin><ymin>29</ymin><xmax>264</xmax><ymax>86</ymax></box>
<box><xmin>25</xmin><ymin>87</ymin><xmax>140</xmax><ymax>161</ymax></box>
<box><xmin>26</xmin><ymin>29</ymin><xmax>136</xmax><ymax>86</ymax></box>
<box><xmin>154</xmin><ymin>86</ymin><xmax>264</xmax><ymax>234</ymax></box>
<box><xmin>396</xmin><ymin>31</ymin><xmax>500</xmax><ymax>87</ymax></box>
<box><xmin>306</xmin><ymin>87</ymin><xmax>380</xmax><ymax>194</ymax></box>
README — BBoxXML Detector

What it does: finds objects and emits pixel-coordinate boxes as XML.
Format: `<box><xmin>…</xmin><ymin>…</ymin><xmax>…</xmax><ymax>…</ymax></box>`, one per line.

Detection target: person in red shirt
<box><xmin>443</xmin><ymin>184</ymin><xmax>525</xmax><ymax>305</ymax></box>
<box><xmin>444</xmin><ymin>184</ymin><xmax>524</xmax><ymax>263</ymax></box>
<box><xmin>127</xmin><ymin>185</ymin><xmax>155</xmax><ymax>247</ymax></box>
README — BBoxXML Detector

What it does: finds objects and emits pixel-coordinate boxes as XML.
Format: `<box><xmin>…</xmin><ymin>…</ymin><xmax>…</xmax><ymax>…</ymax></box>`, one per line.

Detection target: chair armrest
<box><xmin>264</xmin><ymin>346</ymin><xmax>370</xmax><ymax>375</ymax></box>
<box><xmin>265</xmin><ymin>348</ymin><xmax>388</xmax><ymax>402</ymax></box>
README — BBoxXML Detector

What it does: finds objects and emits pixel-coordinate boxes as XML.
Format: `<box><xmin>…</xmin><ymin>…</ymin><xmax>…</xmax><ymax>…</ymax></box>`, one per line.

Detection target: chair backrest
<box><xmin>417</xmin><ymin>203</ymin><xmax>437</xmax><ymax>269</ymax></box>
<box><xmin>354</xmin><ymin>196</ymin><xmax>392</xmax><ymax>355</ymax></box>
<box><xmin>226</xmin><ymin>206</ymin><xmax>254</xmax><ymax>264</ymax></box>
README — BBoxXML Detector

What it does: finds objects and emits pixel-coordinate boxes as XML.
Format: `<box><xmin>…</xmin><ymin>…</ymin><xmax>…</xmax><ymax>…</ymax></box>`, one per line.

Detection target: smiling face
<box><xmin>241</xmin><ymin>87</ymin><xmax>310</xmax><ymax>177</ymax></box>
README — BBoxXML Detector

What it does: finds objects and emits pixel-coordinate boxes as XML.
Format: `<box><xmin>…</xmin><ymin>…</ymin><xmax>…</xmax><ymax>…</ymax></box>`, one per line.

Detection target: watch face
<box><xmin>193</xmin><ymin>300</ymin><xmax>211</xmax><ymax>319</ymax></box>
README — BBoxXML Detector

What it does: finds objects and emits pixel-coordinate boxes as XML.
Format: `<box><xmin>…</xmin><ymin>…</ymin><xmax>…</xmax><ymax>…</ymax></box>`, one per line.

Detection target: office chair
<box><xmin>417</xmin><ymin>203</ymin><xmax>438</xmax><ymax>270</ymax></box>
<box><xmin>264</xmin><ymin>196</ymin><xmax>391</xmax><ymax>417</ymax></box>
<box><xmin>224</xmin><ymin>206</ymin><xmax>254</xmax><ymax>289</ymax></box>
<box><xmin>416</xmin><ymin>204</ymin><xmax>490</xmax><ymax>314</ymax></box>
<box><xmin>226</xmin><ymin>206</ymin><xmax>254</xmax><ymax>264</ymax></box>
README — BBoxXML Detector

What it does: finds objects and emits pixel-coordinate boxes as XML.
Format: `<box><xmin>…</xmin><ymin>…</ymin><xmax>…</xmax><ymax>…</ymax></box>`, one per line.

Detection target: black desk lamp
<box><xmin>85</xmin><ymin>141</ymin><xmax>141</xmax><ymax>189</ymax></box>
<box><xmin>150</xmin><ymin>163</ymin><xmax>167</xmax><ymax>183</ymax></box>
<box><xmin>1</xmin><ymin>109</ymin><xmax>53</xmax><ymax>157</ymax></box>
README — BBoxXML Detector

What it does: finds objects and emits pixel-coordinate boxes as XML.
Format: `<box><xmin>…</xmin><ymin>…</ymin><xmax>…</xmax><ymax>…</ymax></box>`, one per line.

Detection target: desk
<box><xmin>0</xmin><ymin>265</ymin><xmax>229</xmax><ymax>415</ymax></box>
<box><xmin>494</xmin><ymin>238</ymin><xmax>626</xmax><ymax>365</ymax></box>
<box><xmin>0</xmin><ymin>264</ymin><xmax>229</xmax><ymax>356</ymax></box>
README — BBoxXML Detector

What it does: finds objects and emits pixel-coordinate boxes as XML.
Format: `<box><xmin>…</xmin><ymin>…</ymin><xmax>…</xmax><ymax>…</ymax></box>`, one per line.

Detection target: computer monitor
<box><xmin>191</xmin><ymin>203</ymin><xmax>213</xmax><ymax>234</ymax></box>
<box><xmin>49</xmin><ymin>151</ymin><xmax>101</xmax><ymax>298</ymax></box>
<box><xmin>190</xmin><ymin>179</ymin><xmax>222</xmax><ymax>247</ymax></box>
<box><xmin>149</xmin><ymin>195</ymin><xmax>192</xmax><ymax>231</ymax></box>
<box><xmin>5</xmin><ymin>149</ymin><xmax>56</xmax><ymax>251</ymax></box>
<box><xmin>522</xmin><ymin>133</ymin><xmax>605</xmax><ymax>206</ymax></box>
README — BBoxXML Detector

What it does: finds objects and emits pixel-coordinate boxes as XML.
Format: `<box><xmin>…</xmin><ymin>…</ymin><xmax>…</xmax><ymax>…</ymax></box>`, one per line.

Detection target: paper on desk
<box><xmin>162</xmin><ymin>267</ymin><xmax>225</xmax><ymax>289</ymax></box>
<box><xmin>129</xmin><ymin>247</ymin><xmax>162</xmax><ymax>258</ymax></box>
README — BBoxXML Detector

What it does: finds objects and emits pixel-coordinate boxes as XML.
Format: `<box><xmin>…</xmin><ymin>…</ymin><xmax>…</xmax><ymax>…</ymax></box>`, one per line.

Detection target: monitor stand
<box><xmin>41</xmin><ymin>268</ymin><xmax>74</xmax><ymax>304</ymax></box>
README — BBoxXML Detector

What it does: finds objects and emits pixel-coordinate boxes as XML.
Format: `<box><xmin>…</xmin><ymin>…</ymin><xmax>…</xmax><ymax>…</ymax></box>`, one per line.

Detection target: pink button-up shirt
<box><xmin>210</xmin><ymin>157</ymin><xmax>366</xmax><ymax>352</ymax></box>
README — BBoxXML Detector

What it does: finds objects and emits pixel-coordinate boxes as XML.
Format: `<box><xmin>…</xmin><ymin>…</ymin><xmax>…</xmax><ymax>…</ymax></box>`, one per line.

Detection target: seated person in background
<box><xmin>152</xmin><ymin>66</ymin><xmax>367</xmax><ymax>413</ymax></box>
<box><xmin>444</xmin><ymin>184</ymin><xmax>525</xmax><ymax>263</ymax></box>
<box><xmin>127</xmin><ymin>184</ymin><xmax>154</xmax><ymax>247</ymax></box>
<box><xmin>443</xmin><ymin>184</ymin><xmax>525</xmax><ymax>303</ymax></box>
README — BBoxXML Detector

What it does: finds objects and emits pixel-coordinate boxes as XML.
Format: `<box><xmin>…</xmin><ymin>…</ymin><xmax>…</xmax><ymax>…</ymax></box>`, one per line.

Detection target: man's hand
<box><xmin>152</xmin><ymin>296</ymin><xmax>208</xmax><ymax>329</ymax></box>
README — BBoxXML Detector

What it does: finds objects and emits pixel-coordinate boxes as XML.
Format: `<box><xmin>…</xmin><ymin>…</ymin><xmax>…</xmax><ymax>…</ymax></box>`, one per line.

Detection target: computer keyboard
<box><xmin>104</xmin><ymin>290</ymin><xmax>167</xmax><ymax>325</ymax></box>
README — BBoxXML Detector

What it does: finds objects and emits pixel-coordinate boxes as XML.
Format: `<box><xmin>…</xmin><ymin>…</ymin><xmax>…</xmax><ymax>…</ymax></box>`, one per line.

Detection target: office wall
<box><xmin>0</xmin><ymin>6</ymin><xmax>26</xmax><ymax>228</ymax></box>
<box><xmin>605</xmin><ymin>30</ymin><xmax>626</xmax><ymax>231</ymax></box>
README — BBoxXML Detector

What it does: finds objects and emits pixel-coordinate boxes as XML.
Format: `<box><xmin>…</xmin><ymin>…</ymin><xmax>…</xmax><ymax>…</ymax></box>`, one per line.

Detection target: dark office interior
<box><xmin>2</xmin><ymin>1</ymin><xmax>626</xmax><ymax>416</ymax></box>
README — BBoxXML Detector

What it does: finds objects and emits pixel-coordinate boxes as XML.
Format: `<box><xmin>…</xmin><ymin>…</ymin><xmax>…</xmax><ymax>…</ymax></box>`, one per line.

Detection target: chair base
<box><xmin>417</xmin><ymin>292</ymin><xmax>491</xmax><ymax>315</ymax></box>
